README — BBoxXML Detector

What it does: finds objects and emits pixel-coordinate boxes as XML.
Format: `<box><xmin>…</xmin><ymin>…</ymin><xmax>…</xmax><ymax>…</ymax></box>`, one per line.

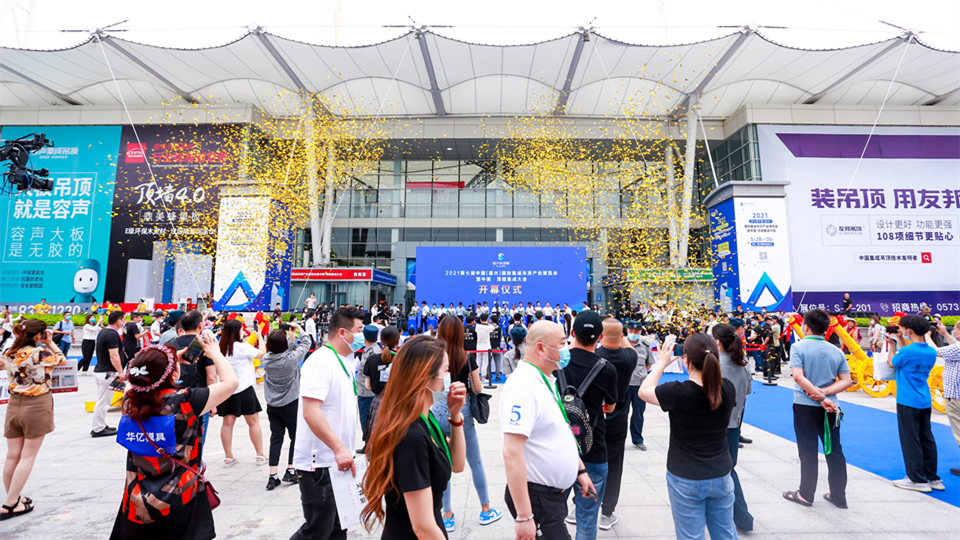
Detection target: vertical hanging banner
<box><xmin>710</xmin><ymin>199</ymin><xmax>738</xmax><ymax>313</ymax></box>
<box><xmin>105</xmin><ymin>124</ymin><xmax>241</xmax><ymax>304</ymax></box>
<box><xmin>213</xmin><ymin>196</ymin><xmax>293</xmax><ymax>311</ymax></box>
<box><xmin>0</xmin><ymin>125</ymin><xmax>121</xmax><ymax>311</ymax></box>
<box><xmin>710</xmin><ymin>195</ymin><xmax>793</xmax><ymax>313</ymax></box>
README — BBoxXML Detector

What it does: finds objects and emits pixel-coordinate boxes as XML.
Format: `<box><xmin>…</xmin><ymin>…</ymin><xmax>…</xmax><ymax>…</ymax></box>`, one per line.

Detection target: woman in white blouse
<box><xmin>217</xmin><ymin>319</ymin><xmax>267</xmax><ymax>467</ymax></box>
<box><xmin>78</xmin><ymin>314</ymin><xmax>102</xmax><ymax>374</ymax></box>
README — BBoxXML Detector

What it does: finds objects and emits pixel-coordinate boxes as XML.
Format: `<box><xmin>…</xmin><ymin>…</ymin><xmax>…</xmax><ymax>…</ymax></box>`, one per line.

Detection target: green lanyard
<box><xmin>421</xmin><ymin>412</ymin><xmax>452</xmax><ymax>479</ymax></box>
<box><xmin>326</xmin><ymin>344</ymin><xmax>357</xmax><ymax>396</ymax></box>
<box><xmin>524</xmin><ymin>361</ymin><xmax>570</xmax><ymax>425</ymax></box>
<box><xmin>823</xmin><ymin>414</ymin><xmax>832</xmax><ymax>455</ymax></box>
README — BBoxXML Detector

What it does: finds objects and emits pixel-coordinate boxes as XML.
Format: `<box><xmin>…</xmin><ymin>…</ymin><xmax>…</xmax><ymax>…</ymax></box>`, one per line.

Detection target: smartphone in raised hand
<box><xmin>181</xmin><ymin>336</ymin><xmax>204</xmax><ymax>364</ymax></box>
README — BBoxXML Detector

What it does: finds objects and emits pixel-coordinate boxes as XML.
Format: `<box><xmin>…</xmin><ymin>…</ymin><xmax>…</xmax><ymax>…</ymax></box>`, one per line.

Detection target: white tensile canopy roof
<box><xmin>0</xmin><ymin>27</ymin><xmax>957</xmax><ymax>118</ymax></box>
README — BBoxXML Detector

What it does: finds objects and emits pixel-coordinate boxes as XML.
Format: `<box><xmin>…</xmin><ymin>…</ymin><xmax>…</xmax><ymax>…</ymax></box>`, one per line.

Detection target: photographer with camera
<box><xmin>887</xmin><ymin>315</ymin><xmax>942</xmax><ymax>492</ymax></box>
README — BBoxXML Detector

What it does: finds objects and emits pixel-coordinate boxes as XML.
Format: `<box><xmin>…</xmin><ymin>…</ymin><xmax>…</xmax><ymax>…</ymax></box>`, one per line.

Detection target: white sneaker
<box><xmin>564</xmin><ymin>510</ymin><xmax>576</xmax><ymax>525</ymax></box>
<box><xmin>892</xmin><ymin>477</ymin><xmax>932</xmax><ymax>492</ymax></box>
<box><xmin>598</xmin><ymin>513</ymin><xmax>618</xmax><ymax>530</ymax></box>
<box><xmin>928</xmin><ymin>479</ymin><xmax>945</xmax><ymax>491</ymax></box>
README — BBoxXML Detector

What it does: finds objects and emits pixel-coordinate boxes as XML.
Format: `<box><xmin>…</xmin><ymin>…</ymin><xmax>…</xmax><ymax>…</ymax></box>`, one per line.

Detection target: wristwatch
<box><xmin>448</xmin><ymin>416</ymin><xmax>465</xmax><ymax>427</ymax></box>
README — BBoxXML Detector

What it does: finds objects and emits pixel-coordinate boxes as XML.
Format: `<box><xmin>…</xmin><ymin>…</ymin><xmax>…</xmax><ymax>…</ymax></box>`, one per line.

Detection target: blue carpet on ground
<box><xmin>742</xmin><ymin>379</ymin><xmax>959</xmax><ymax>507</ymax></box>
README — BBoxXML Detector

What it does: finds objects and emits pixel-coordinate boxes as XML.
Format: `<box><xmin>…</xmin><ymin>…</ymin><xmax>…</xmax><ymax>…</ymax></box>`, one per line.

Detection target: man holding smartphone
<box><xmin>933</xmin><ymin>321</ymin><xmax>960</xmax><ymax>476</ymax></box>
<box><xmin>171</xmin><ymin>310</ymin><xmax>219</xmax><ymax>456</ymax></box>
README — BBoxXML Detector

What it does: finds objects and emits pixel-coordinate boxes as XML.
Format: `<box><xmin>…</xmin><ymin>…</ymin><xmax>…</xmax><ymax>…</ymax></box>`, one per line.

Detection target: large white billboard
<box><xmin>757</xmin><ymin>125</ymin><xmax>960</xmax><ymax>316</ymax></box>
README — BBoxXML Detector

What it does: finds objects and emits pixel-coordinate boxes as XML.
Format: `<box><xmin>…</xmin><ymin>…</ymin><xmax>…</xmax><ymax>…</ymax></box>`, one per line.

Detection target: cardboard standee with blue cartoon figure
<box><xmin>70</xmin><ymin>258</ymin><xmax>101</xmax><ymax>303</ymax></box>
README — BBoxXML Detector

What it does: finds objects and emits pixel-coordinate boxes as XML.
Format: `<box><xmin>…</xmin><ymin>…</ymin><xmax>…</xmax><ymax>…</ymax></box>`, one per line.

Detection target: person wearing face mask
<box><xmin>500</xmin><ymin>321</ymin><xmax>597</xmax><ymax>540</ymax></box>
<box><xmin>625</xmin><ymin>322</ymin><xmax>655</xmax><ymax>451</ymax></box>
<box><xmin>360</xmin><ymin>335</ymin><xmax>467</xmax><ymax>539</ymax></box>
<box><xmin>291</xmin><ymin>307</ymin><xmax>366</xmax><ymax>540</ymax></box>
<box><xmin>560</xmin><ymin>311</ymin><xmax>618</xmax><ymax>540</ymax></box>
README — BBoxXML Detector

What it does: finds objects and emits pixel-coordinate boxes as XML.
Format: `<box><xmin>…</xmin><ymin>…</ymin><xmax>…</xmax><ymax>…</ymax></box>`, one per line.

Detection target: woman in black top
<box><xmin>362</xmin><ymin>336</ymin><xmax>466</xmax><ymax>540</ymax></box>
<box><xmin>639</xmin><ymin>333</ymin><xmax>737</xmax><ymax>540</ymax></box>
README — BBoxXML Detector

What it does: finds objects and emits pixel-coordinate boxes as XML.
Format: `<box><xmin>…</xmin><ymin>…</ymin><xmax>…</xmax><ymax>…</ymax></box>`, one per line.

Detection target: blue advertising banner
<box><xmin>0</xmin><ymin>125</ymin><xmax>121</xmax><ymax>307</ymax></box>
<box><xmin>415</xmin><ymin>247</ymin><xmax>587</xmax><ymax>307</ymax></box>
<box><xmin>710</xmin><ymin>198</ymin><xmax>739</xmax><ymax>312</ymax></box>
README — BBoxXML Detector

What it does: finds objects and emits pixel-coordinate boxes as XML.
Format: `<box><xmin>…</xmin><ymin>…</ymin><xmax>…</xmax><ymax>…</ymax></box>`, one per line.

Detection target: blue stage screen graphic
<box><xmin>415</xmin><ymin>247</ymin><xmax>587</xmax><ymax>308</ymax></box>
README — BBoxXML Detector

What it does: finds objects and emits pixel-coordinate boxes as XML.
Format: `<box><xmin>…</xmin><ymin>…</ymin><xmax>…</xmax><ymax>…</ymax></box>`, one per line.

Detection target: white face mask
<box><xmin>427</xmin><ymin>374</ymin><xmax>450</xmax><ymax>404</ymax></box>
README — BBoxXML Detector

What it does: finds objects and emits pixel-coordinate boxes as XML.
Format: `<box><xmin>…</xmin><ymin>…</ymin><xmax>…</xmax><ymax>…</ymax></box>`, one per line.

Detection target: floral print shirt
<box><xmin>3</xmin><ymin>345</ymin><xmax>66</xmax><ymax>396</ymax></box>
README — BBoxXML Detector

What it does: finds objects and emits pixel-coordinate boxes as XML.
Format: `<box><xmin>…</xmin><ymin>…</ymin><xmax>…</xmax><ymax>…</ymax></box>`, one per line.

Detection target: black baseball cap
<box><xmin>572</xmin><ymin>311</ymin><xmax>604</xmax><ymax>341</ymax></box>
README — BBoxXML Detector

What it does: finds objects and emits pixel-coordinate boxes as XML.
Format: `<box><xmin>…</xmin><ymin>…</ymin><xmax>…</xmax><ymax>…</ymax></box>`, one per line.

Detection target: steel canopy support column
<box><xmin>304</xmin><ymin>100</ymin><xmax>324</xmax><ymax>267</ymax></box>
<box><xmin>416</xmin><ymin>30</ymin><xmax>446</xmax><ymax>116</ymax></box>
<box><xmin>319</xmin><ymin>139</ymin><xmax>336</xmax><ymax>267</ymax></box>
<box><xmin>678</xmin><ymin>101</ymin><xmax>698</xmax><ymax>268</ymax></box>
<box><xmin>665</xmin><ymin>144</ymin><xmax>678</xmax><ymax>267</ymax></box>
<box><xmin>554</xmin><ymin>30</ymin><xmax>588</xmax><ymax>116</ymax></box>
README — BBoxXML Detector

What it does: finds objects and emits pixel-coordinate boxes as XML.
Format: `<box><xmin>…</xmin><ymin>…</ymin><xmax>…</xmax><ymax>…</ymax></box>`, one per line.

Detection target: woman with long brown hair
<box><xmin>361</xmin><ymin>335</ymin><xmax>467</xmax><ymax>539</ymax></box>
<box><xmin>430</xmin><ymin>316</ymin><xmax>501</xmax><ymax>531</ymax></box>
<box><xmin>1</xmin><ymin>319</ymin><xmax>65</xmax><ymax>520</ymax></box>
<box><xmin>109</xmin><ymin>333</ymin><xmax>238</xmax><ymax>539</ymax></box>
<box><xmin>639</xmin><ymin>332</ymin><xmax>737</xmax><ymax>540</ymax></box>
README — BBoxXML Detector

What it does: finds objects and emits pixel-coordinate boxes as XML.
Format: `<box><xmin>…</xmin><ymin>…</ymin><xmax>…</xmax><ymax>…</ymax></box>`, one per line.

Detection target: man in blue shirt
<box><xmin>784</xmin><ymin>309</ymin><xmax>852</xmax><ymax>508</ymax></box>
<box><xmin>53</xmin><ymin>312</ymin><xmax>75</xmax><ymax>356</ymax></box>
<box><xmin>888</xmin><ymin>315</ymin><xmax>942</xmax><ymax>492</ymax></box>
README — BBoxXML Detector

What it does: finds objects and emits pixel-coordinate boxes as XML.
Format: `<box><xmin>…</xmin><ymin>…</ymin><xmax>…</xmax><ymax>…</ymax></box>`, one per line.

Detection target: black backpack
<box><xmin>556</xmin><ymin>359</ymin><xmax>607</xmax><ymax>456</ymax></box>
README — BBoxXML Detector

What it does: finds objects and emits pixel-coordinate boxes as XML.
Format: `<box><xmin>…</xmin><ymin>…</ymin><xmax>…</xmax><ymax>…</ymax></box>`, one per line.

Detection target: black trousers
<box><xmin>79</xmin><ymin>339</ymin><xmax>96</xmax><ymax>372</ymax></box>
<box><xmin>291</xmin><ymin>468</ymin><xmax>345</xmax><ymax>540</ymax></box>
<box><xmin>601</xmin><ymin>414</ymin><xmax>628</xmax><ymax>516</ymax></box>
<box><xmin>897</xmin><ymin>403</ymin><xmax>940</xmax><ymax>483</ymax></box>
<box><xmin>267</xmin><ymin>401</ymin><xmax>298</xmax><ymax>468</ymax></box>
<box><xmin>505</xmin><ymin>483</ymin><xmax>571</xmax><ymax>540</ymax></box>
<box><xmin>793</xmin><ymin>404</ymin><xmax>846</xmax><ymax>505</ymax></box>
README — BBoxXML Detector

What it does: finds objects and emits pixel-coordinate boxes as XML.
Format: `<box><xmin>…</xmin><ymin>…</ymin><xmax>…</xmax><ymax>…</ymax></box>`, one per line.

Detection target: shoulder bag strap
<box><xmin>576</xmin><ymin>358</ymin><xmax>608</xmax><ymax>399</ymax></box>
<box><xmin>556</xmin><ymin>367</ymin><xmax>568</xmax><ymax>395</ymax></box>
<box><xmin>135</xmin><ymin>419</ymin><xmax>206</xmax><ymax>479</ymax></box>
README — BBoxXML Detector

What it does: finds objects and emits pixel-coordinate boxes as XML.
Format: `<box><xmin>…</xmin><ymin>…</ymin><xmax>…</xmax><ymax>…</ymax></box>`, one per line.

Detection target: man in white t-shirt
<box><xmin>501</xmin><ymin>321</ymin><xmax>596</xmax><ymax>540</ymax></box>
<box><xmin>304</xmin><ymin>310</ymin><xmax>318</xmax><ymax>348</ymax></box>
<box><xmin>305</xmin><ymin>293</ymin><xmax>318</xmax><ymax>310</ymax></box>
<box><xmin>476</xmin><ymin>312</ymin><xmax>494</xmax><ymax>379</ymax></box>
<box><xmin>291</xmin><ymin>306</ymin><xmax>365</xmax><ymax>540</ymax></box>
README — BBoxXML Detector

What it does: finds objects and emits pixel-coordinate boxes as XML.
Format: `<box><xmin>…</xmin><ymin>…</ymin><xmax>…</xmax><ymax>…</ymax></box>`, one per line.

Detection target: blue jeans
<box><xmin>431</xmin><ymin>398</ymin><xmax>491</xmax><ymax>513</ymax></box>
<box><xmin>727</xmin><ymin>426</ymin><xmax>753</xmax><ymax>531</ymax></box>
<box><xmin>665</xmin><ymin>470</ymin><xmax>737</xmax><ymax>540</ymax></box>
<box><xmin>629</xmin><ymin>384</ymin><xmax>646</xmax><ymax>445</ymax></box>
<box><xmin>357</xmin><ymin>395</ymin><xmax>374</xmax><ymax>431</ymax></box>
<box><xmin>563</xmin><ymin>461</ymin><xmax>608</xmax><ymax>540</ymax></box>
<box><xmin>59</xmin><ymin>340</ymin><xmax>71</xmax><ymax>356</ymax></box>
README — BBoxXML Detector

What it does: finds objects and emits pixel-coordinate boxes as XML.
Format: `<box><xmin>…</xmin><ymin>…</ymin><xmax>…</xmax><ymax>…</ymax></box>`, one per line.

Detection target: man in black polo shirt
<box><xmin>595</xmin><ymin>317</ymin><xmax>638</xmax><ymax>530</ymax></box>
<box><xmin>561</xmin><ymin>311</ymin><xmax>618</xmax><ymax>540</ymax></box>
<box><xmin>123</xmin><ymin>313</ymin><xmax>145</xmax><ymax>361</ymax></box>
<box><xmin>91</xmin><ymin>310</ymin><xmax>126</xmax><ymax>437</ymax></box>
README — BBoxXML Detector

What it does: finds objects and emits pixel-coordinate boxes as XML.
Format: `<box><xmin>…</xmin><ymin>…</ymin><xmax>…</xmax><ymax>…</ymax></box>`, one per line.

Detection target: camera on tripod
<box><xmin>0</xmin><ymin>133</ymin><xmax>55</xmax><ymax>192</ymax></box>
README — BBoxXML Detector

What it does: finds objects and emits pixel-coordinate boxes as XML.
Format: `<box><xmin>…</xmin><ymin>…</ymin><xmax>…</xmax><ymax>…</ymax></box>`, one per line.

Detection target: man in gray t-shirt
<box><xmin>785</xmin><ymin>309</ymin><xmax>853</xmax><ymax>509</ymax></box>
<box><xmin>626</xmin><ymin>321</ymin><xmax>656</xmax><ymax>450</ymax></box>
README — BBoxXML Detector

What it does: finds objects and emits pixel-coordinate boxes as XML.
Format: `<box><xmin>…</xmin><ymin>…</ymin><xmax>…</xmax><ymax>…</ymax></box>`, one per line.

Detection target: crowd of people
<box><xmin>0</xmin><ymin>297</ymin><xmax>957</xmax><ymax>540</ymax></box>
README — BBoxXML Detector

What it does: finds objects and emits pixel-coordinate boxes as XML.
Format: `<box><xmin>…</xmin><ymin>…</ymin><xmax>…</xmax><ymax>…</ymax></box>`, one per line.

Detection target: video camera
<box><xmin>0</xmin><ymin>133</ymin><xmax>55</xmax><ymax>192</ymax></box>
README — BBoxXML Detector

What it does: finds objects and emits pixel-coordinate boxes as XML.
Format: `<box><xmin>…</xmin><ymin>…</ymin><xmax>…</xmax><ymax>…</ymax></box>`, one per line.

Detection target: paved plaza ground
<box><xmin>2</xmin><ymin>361</ymin><xmax>958</xmax><ymax>539</ymax></box>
